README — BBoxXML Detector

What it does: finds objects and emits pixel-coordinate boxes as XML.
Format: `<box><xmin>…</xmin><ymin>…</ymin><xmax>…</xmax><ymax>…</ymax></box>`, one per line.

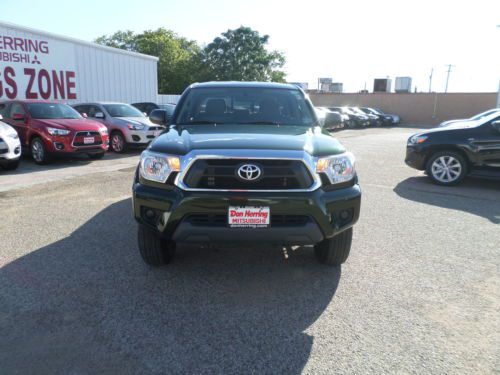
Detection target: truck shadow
<box><xmin>394</xmin><ymin>176</ymin><xmax>500</xmax><ymax>224</ymax></box>
<box><xmin>0</xmin><ymin>199</ymin><xmax>340</xmax><ymax>374</ymax></box>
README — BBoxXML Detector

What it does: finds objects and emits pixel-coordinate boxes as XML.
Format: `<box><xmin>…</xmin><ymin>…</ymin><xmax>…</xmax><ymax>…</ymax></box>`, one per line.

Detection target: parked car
<box><xmin>315</xmin><ymin>107</ymin><xmax>343</xmax><ymax>131</ymax></box>
<box><xmin>438</xmin><ymin>108</ymin><xmax>500</xmax><ymax>128</ymax></box>
<box><xmin>131</xmin><ymin>102</ymin><xmax>176</xmax><ymax>119</ymax></box>
<box><xmin>73</xmin><ymin>102</ymin><xmax>166</xmax><ymax>153</ymax></box>
<box><xmin>360</xmin><ymin>107</ymin><xmax>394</xmax><ymax>125</ymax></box>
<box><xmin>329</xmin><ymin>107</ymin><xmax>369</xmax><ymax>128</ymax></box>
<box><xmin>0</xmin><ymin>114</ymin><xmax>21</xmax><ymax>170</ymax></box>
<box><xmin>374</xmin><ymin>108</ymin><xmax>400</xmax><ymax>124</ymax></box>
<box><xmin>133</xmin><ymin>81</ymin><xmax>361</xmax><ymax>267</ymax></box>
<box><xmin>405</xmin><ymin>112</ymin><xmax>500</xmax><ymax>185</ymax></box>
<box><xmin>349</xmin><ymin>107</ymin><xmax>381</xmax><ymax>126</ymax></box>
<box><xmin>0</xmin><ymin>100</ymin><xmax>109</xmax><ymax>164</ymax></box>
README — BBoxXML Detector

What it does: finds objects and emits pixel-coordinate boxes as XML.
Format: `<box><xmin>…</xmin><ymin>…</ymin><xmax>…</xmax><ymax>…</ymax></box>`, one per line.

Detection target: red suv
<box><xmin>0</xmin><ymin>100</ymin><xmax>109</xmax><ymax>164</ymax></box>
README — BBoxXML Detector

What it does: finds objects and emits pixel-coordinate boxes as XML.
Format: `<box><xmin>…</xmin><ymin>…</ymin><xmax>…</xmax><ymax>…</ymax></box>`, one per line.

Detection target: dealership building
<box><xmin>0</xmin><ymin>21</ymin><xmax>158</xmax><ymax>104</ymax></box>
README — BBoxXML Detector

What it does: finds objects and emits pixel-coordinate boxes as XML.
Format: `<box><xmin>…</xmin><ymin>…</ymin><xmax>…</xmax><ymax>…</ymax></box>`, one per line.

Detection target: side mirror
<box><xmin>150</xmin><ymin>109</ymin><xmax>168</xmax><ymax>126</ymax></box>
<box><xmin>81</xmin><ymin>112</ymin><xmax>88</xmax><ymax>118</ymax></box>
<box><xmin>0</xmin><ymin>114</ymin><xmax>3</xmax><ymax>120</ymax></box>
<box><xmin>12</xmin><ymin>113</ymin><xmax>25</xmax><ymax>121</ymax></box>
<box><xmin>492</xmin><ymin>120</ymin><xmax>500</xmax><ymax>131</ymax></box>
<box><xmin>94</xmin><ymin>112</ymin><xmax>105</xmax><ymax>119</ymax></box>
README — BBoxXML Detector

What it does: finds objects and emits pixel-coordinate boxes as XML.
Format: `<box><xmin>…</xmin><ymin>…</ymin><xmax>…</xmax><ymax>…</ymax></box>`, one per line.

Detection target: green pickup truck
<box><xmin>132</xmin><ymin>82</ymin><xmax>361</xmax><ymax>266</ymax></box>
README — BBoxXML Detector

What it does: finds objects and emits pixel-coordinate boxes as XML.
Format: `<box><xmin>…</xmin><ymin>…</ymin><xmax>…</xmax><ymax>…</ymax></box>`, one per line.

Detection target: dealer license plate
<box><xmin>228</xmin><ymin>206</ymin><xmax>270</xmax><ymax>228</ymax></box>
<box><xmin>84</xmin><ymin>137</ymin><xmax>95</xmax><ymax>144</ymax></box>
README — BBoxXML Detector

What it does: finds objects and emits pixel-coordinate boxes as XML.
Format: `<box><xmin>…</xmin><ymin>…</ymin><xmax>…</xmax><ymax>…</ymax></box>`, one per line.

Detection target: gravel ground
<box><xmin>0</xmin><ymin>126</ymin><xmax>498</xmax><ymax>374</ymax></box>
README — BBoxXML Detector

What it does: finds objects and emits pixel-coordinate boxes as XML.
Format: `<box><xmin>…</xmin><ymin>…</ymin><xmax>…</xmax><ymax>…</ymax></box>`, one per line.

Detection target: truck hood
<box><xmin>149</xmin><ymin>124</ymin><xmax>346</xmax><ymax>157</ymax></box>
<box><xmin>36</xmin><ymin>118</ymin><xmax>104</xmax><ymax>131</ymax></box>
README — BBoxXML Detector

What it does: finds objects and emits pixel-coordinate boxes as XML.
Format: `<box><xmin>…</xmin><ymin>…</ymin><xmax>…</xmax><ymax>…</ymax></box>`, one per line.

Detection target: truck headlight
<box><xmin>128</xmin><ymin>123</ymin><xmax>145</xmax><ymax>130</ymax></box>
<box><xmin>47</xmin><ymin>127</ymin><xmax>70</xmax><ymax>136</ymax></box>
<box><xmin>139</xmin><ymin>151</ymin><xmax>180</xmax><ymax>183</ymax></box>
<box><xmin>316</xmin><ymin>152</ymin><xmax>356</xmax><ymax>184</ymax></box>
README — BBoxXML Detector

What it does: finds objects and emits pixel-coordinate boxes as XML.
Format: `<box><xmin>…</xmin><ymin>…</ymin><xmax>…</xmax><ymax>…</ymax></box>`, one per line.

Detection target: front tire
<box><xmin>138</xmin><ymin>225</ymin><xmax>175</xmax><ymax>266</ymax></box>
<box><xmin>31</xmin><ymin>137</ymin><xmax>50</xmax><ymax>164</ymax></box>
<box><xmin>110</xmin><ymin>131</ymin><xmax>127</xmax><ymax>153</ymax></box>
<box><xmin>314</xmin><ymin>227</ymin><xmax>353</xmax><ymax>266</ymax></box>
<box><xmin>425</xmin><ymin>151</ymin><xmax>467</xmax><ymax>186</ymax></box>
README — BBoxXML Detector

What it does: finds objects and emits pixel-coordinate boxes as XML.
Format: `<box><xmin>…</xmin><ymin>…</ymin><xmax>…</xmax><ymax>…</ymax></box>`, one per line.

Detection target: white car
<box><xmin>0</xmin><ymin>115</ymin><xmax>21</xmax><ymax>170</ymax></box>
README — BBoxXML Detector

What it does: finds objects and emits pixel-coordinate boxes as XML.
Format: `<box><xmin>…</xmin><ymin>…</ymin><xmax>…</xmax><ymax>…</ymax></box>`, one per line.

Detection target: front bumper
<box><xmin>44</xmin><ymin>133</ymin><xmax>109</xmax><ymax>154</ymax></box>
<box><xmin>0</xmin><ymin>136</ymin><xmax>21</xmax><ymax>161</ymax></box>
<box><xmin>124</xmin><ymin>129</ymin><xmax>163</xmax><ymax>144</ymax></box>
<box><xmin>133</xmin><ymin>183</ymin><xmax>361</xmax><ymax>245</ymax></box>
<box><xmin>405</xmin><ymin>145</ymin><xmax>427</xmax><ymax>170</ymax></box>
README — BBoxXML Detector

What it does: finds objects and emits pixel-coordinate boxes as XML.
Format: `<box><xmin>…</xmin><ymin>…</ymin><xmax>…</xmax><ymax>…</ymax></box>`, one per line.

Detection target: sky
<box><xmin>2</xmin><ymin>0</ymin><xmax>499</xmax><ymax>93</ymax></box>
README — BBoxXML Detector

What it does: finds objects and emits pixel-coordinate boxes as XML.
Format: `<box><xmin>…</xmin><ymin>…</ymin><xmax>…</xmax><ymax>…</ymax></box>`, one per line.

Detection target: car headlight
<box><xmin>139</xmin><ymin>151</ymin><xmax>181</xmax><ymax>183</ymax></box>
<box><xmin>316</xmin><ymin>152</ymin><xmax>356</xmax><ymax>184</ymax></box>
<box><xmin>47</xmin><ymin>127</ymin><xmax>70</xmax><ymax>136</ymax></box>
<box><xmin>7</xmin><ymin>133</ymin><xmax>19</xmax><ymax>139</ymax></box>
<box><xmin>99</xmin><ymin>127</ymin><xmax>108</xmax><ymax>135</ymax></box>
<box><xmin>408</xmin><ymin>135</ymin><xmax>428</xmax><ymax>145</ymax></box>
<box><xmin>128</xmin><ymin>123</ymin><xmax>145</xmax><ymax>130</ymax></box>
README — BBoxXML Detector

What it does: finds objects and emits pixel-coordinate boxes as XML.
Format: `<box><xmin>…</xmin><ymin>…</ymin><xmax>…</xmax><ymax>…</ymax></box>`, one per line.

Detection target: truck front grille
<box><xmin>182</xmin><ymin>159</ymin><xmax>314</xmax><ymax>190</ymax></box>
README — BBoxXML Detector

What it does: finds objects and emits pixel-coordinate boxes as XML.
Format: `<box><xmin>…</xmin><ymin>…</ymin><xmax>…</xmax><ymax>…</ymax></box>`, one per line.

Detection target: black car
<box><xmin>405</xmin><ymin>113</ymin><xmax>500</xmax><ymax>185</ymax></box>
<box><xmin>133</xmin><ymin>82</ymin><xmax>361</xmax><ymax>267</ymax></box>
<box><xmin>329</xmin><ymin>107</ymin><xmax>369</xmax><ymax>128</ymax></box>
<box><xmin>350</xmin><ymin>107</ymin><xmax>381</xmax><ymax>126</ymax></box>
<box><xmin>360</xmin><ymin>107</ymin><xmax>393</xmax><ymax>126</ymax></box>
<box><xmin>131</xmin><ymin>102</ymin><xmax>176</xmax><ymax>119</ymax></box>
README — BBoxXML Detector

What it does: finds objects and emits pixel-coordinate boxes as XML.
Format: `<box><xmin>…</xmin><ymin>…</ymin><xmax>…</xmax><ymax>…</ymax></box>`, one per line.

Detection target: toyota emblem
<box><xmin>237</xmin><ymin>164</ymin><xmax>262</xmax><ymax>181</ymax></box>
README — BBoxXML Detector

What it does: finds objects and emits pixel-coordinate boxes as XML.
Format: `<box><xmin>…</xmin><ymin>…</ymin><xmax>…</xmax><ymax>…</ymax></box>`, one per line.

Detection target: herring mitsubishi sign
<box><xmin>0</xmin><ymin>33</ymin><xmax>78</xmax><ymax>100</ymax></box>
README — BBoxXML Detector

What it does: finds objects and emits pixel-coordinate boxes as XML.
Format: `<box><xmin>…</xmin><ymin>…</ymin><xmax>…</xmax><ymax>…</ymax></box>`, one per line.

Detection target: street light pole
<box><xmin>444</xmin><ymin>64</ymin><xmax>454</xmax><ymax>93</ymax></box>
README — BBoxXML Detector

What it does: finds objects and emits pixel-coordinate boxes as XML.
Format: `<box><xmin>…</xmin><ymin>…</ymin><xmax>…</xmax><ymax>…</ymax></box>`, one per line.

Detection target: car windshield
<box><xmin>104</xmin><ymin>104</ymin><xmax>144</xmax><ymax>118</ymax></box>
<box><xmin>350</xmin><ymin>107</ymin><xmax>365</xmax><ymax>115</ymax></box>
<box><xmin>26</xmin><ymin>103</ymin><xmax>82</xmax><ymax>119</ymax></box>
<box><xmin>471</xmin><ymin>109</ymin><xmax>500</xmax><ymax>121</ymax></box>
<box><xmin>341</xmin><ymin>107</ymin><xmax>356</xmax><ymax>115</ymax></box>
<box><xmin>175</xmin><ymin>87</ymin><xmax>317</xmax><ymax>126</ymax></box>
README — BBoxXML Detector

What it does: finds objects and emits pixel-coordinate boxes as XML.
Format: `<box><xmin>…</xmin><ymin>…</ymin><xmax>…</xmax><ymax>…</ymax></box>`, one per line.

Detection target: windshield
<box><xmin>341</xmin><ymin>107</ymin><xmax>356</xmax><ymax>115</ymax></box>
<box><xmin>175</xmin><ymin>87</ymin><xmax>317</xmax><ymax>126</ymax></box>
<box><xmin>471</xmin><ymin>109</ymin><xmax>500</xmax><ymax>121</ymax></box>
<box><xmin>27</xmin><ymin>103</ymin><xmax>82</xmax><ymax>119</ymax></box>
<box><xmin>104</xmin><ymin>104</ymin><xmax>144</xmax><ymax>118</ymax></box>
<box><xmin>350</xmin><ymin>107</ymin><xmax>365</xmax><ymax>115</ymax></box>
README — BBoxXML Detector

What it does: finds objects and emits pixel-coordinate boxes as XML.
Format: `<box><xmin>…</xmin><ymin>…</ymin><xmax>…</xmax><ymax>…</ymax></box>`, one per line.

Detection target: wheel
<box><xmin>88</xmin><ymin>152</ymin><xmax>105</xmax><ymax>160</ymax></box>
<box><xmin>2</xmin><ymin>159</ymin><xmax>20</xmax><ymax>170</ymax></box>
<box><xmin>314</xmin><ymin>227</ymin><xmax>353</xmax><ymax>266</ymax></box>
<box><xmin>31</xmin><ymin>137</ymin><xmax>50</xmax><ymax>164</ymax></box>
<box><xmin>110</xmin><ymin>131</ymin><xmax>127</xmax><ymax>153</ymax></box>
<box><xmin>138</xmin><ymin>225</ymin><xmax>175</xmax><ymax>266</ymax></box>
<box><xmin>425</xmin><ymin>151</ymin><xmax>467</xmax><ymax>186</ymax></box>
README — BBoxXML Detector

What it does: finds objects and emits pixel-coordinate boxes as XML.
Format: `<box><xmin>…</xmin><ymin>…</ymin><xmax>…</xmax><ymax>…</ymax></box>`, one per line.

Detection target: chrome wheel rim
<box><xmin>112</xmin><ymin>134</ymin><xmax>124</xmax><ymax>152</ymax></box>
<box><xmin>431</xmin><ymin>156</ymin><xmax>462</xmax><ymax>183</ymax></box>
<box><xmin>32</xmin><ymin>140</ymin><xmax>44</xmax><ymax>162</ymax></box>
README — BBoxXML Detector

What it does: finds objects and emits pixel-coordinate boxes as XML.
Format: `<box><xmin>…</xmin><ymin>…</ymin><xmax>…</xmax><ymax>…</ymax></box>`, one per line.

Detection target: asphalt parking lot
<box><xmin>1</xmin><ymin>126</ymin><xmax>499</xmax><ymax>374</ymax></box>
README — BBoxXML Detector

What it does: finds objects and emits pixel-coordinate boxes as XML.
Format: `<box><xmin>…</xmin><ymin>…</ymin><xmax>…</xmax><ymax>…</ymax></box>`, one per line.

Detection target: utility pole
<box><xmin>429</xmin><ymin>68</ymin><xmax>434</xmax><ymax>92</ymax></box>
<box><xmin>444</xmin><ymin>64</ymin><xmax>454</xmax><ymax>93</ymax></box>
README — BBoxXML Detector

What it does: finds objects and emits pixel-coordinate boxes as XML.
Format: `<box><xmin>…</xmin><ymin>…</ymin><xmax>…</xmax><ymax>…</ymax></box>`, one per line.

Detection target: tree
<box><xmin>94</xmin><ymin>28</ymin><xmax>203</xmax><ymax>94</ymax></box>
<box><xmin>202</xmin><ymin>26</ymin><xmax>286</xmax><ymax>82</ymax></box>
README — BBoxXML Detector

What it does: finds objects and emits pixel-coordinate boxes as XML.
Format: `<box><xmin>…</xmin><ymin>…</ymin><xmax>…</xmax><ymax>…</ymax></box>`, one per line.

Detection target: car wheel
<box><xmin>425</xmin><ymin>151</ymin><xmax>467</xmax><ymax>186</ymax></box>
<box><xmin>110</xmin><ymin>131</ymin><xmax>127</xmax><ymax>153</ymax></box>
<box><xmin>314</xmin><ymin>227</ymin><xmax>352</xmax><ymax>266</ymax></box>
<box><xmin>31</xmin><ymin>137</ymin><xmax>50</xmax><ymax>164</ymax></box>
<box><xmin>138</xmin><ymin>225</ymin><xmax>175</xmax><ymax>266</ymax></box>
<box><xmin>2</xmin><ymin>159</ymin><xmax>20</xmax><ymax>170</ymax></box>
<box><xmin>88</xmin><ymin>152</ymin><xmax>105</xmax><ymax>160</ymax></box>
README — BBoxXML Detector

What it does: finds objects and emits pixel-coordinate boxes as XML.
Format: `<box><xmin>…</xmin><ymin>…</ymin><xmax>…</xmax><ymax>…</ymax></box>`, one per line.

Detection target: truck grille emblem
<box><xmin>237</xmin><ymin>164</ymin><xmax>261</xmax><ymax>181</ymax></box>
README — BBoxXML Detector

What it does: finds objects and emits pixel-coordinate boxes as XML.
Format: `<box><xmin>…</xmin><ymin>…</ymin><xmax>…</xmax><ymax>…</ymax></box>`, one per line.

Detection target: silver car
<box><xmin>73</xmin><ymin>102</ymin><xmax>166</xmax><ymax>153</ymax></box>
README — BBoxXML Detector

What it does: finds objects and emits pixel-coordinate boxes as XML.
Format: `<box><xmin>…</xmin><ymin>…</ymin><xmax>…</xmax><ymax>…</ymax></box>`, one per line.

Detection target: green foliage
<box><xmin>202</xmin><ymin>27</ymin><xmax>286</xmax><ymax>83</ymax></box>
<box><xmin>94</xmin><ymin>26</ymin><xmax>287</xmax><ymax>94</ymax></box>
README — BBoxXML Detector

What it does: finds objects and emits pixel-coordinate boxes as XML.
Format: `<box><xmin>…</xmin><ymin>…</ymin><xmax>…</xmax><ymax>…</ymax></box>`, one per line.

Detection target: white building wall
<box><xmin>0</xmin><ymin>21</ymin><xmax>158</xmax><ymax>104</ymax></box>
